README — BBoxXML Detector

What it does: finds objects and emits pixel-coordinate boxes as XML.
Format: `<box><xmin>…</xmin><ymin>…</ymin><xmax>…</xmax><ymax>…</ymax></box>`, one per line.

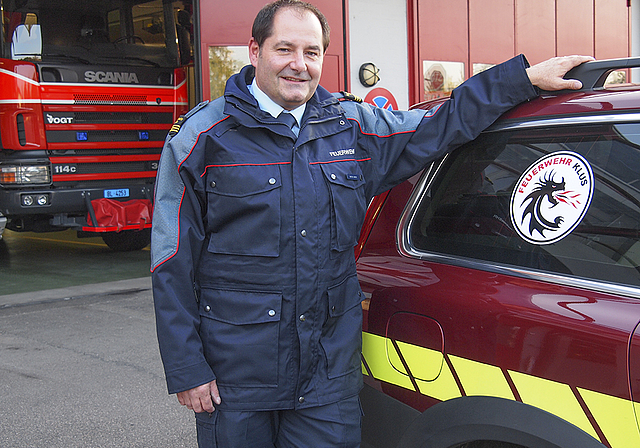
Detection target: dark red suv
<box><xmin>358</xmin><ymin>58</ymin><xmax>640</xmax><ymax>448</ymax></box>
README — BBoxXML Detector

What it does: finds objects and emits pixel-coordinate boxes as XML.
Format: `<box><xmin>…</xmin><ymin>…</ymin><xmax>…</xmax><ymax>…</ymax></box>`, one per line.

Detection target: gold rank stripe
<box><xmin>169</xmin><ymin>116</ymin><xmax>186</xmax><ymax>136</ymax></box>
<box><xmin>361</xmin><ymin>331</ymin><xmax>640</xmax><ymax>448</ymax></box>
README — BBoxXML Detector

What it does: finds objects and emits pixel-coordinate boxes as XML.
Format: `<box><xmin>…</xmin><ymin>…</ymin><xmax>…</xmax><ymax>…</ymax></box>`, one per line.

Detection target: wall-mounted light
<box><xmin>359</xmin><ymin>62</ymin><xmax>380</xmax><ymax>87</ymax></box>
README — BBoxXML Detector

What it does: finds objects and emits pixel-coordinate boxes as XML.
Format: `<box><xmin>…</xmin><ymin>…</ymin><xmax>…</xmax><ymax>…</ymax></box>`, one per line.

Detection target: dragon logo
<box><xmin>511</xmin><ymin>151</ymin><xmax>594</xmax><ymax>245</ymax></box>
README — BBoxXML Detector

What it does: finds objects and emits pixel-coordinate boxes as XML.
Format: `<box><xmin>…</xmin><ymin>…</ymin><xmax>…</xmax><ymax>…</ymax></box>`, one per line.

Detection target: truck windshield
<box><xmin>1</xmin><ymin>0</ymin><xmax>192</xmax><ymax>68</ymax></box>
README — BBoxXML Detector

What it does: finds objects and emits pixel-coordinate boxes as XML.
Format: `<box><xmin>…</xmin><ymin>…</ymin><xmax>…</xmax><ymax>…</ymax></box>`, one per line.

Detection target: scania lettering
<box><xmin>0</xmin><ymin>0</ymin><xmax>192</xmax><ymax>250</ymax></box>
<box><xmin>84</xmin><ymin>70</ymin><xmax>140</xmax><ymax>84</ymax></box>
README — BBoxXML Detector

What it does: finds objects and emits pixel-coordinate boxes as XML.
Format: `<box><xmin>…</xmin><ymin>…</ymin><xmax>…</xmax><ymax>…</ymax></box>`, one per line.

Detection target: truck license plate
<box><xmin>104</xmin><ymin>188</ymin><xmax>130</xmax><ymax>199</ymax></box>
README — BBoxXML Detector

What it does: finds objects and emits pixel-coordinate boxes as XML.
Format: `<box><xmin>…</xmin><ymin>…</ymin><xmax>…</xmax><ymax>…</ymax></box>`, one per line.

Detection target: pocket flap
<box><xmin>200</xmin><ymin>288</ymin><xmax>282</xmax><ymax>325</ymax></box>
<box><xmin>320</xmin><ymin>161</ymin><xmax>365</xmax><ymax>190</ymax></box>
<box><xmin>327</xmin><ymin>275</ymin><xmax>364</xmax><ymax>317</ymax></box>
<box><xmin>206</xmin><ymin>165</ymin><xmax>281</xmax><ymax>197</ymax></box>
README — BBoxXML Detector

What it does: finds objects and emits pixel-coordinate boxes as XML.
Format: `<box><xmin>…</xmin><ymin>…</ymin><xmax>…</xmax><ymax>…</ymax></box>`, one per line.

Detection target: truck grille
<box><xmin>71</xmin><ymin>111</ymin><xmax>173</xmax><ymax>124</ymax></box>
<box><xmin>73</xmin><ymin>93</ymin><xmax>148</xmax><ymax>105</ymax></box>
<box><xmin>44</xmin><ymin>106</ymin><xmax>172</xmax><ymax>184</ymax></box>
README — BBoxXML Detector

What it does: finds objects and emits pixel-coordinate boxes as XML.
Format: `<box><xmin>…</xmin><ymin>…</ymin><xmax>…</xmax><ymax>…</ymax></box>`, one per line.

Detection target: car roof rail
<box><xmin>564</xmin><ymin>56</ymin><xmax>640</xmax><ymax>91</ymax></box>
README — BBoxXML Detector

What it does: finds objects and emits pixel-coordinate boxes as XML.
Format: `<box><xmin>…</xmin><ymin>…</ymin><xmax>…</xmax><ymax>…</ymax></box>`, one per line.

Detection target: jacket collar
<box><xmin>223</xmin><ymin>65</ymin><xmax>344</xmax><ymax>128</ymax></box>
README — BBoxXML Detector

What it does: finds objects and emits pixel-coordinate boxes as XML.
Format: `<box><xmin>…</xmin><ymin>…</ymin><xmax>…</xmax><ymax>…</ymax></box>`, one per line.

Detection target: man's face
<box><xmin>249</xmin><ymin>7</ymin><xmax>324</xmax><ymax>110</ymax></box>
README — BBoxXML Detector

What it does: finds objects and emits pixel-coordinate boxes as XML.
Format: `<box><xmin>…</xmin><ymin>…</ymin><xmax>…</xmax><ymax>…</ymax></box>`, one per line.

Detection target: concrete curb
<box><xmin>0</xmin><ymin>276</ymin><xmax>152</xmax><ymax>308</ymax></box>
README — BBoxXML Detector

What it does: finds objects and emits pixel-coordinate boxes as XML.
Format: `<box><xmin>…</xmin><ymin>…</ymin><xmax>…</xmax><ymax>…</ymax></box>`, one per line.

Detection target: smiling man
<box><xmin>151</xmin><ymin>1</ymin><xmax>592</xmax><ymax>447</ymax></box>
<box><xmin>250</xmin><ymin>5</ymin><xmax>325</xmax><ymax>110</ymax></box>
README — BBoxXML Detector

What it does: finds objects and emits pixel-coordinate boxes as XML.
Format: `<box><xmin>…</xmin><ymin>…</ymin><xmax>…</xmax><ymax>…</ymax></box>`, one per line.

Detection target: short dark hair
<box><xmin>252</xmin><ymin>0</ymin><xmax>331</xmax><ymax>52</ymax></box>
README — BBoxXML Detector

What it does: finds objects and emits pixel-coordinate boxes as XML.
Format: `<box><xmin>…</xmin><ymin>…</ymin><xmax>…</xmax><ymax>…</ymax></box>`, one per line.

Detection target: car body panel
<box><xmin>358</xmin><ymin>68</ymin><xmax>640</xmax><ymax>448</ymax></box>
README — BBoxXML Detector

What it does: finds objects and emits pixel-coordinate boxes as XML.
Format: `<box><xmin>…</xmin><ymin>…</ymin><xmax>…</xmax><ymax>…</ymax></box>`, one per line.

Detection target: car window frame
<box><xmin>397</xmin><ymin>113</ymin><xmax>640</xmax><ymax>301</ymax></box>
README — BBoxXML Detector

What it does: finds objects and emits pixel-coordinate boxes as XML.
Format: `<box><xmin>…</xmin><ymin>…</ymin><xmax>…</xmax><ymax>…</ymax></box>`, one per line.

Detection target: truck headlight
<box><xmin>0</xmin><ymin>165</ymin><xmax>51</xmax><ymax>185</ymax></box>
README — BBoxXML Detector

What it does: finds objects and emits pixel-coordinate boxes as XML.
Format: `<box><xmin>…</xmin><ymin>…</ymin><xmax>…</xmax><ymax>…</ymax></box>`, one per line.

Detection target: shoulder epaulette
<box><xmin>169</xmin><ymin>115</ymin><xmax>186</xmax><ymax>137</ymax></box>
<box><xmin>168</xmin><ymin>100</ymin><xmax>210</xmax><ymax>137</ymax></box>
<box><xmin>339</xmin><ymin>91</ymin><xmax>363</xmax><ymax>103</ymax></box>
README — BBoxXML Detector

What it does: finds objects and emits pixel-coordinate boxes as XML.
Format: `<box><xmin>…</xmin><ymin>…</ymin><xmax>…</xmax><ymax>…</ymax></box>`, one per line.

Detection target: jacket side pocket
<box><xmin>200</xmin><ymin>288</ymin><xmax>282</xmax><ymax>387</ymax></box>
<box><xmin>319</xmin><ymin>275</ymin><xmax>364</xmax><ymax>379</ymax></box>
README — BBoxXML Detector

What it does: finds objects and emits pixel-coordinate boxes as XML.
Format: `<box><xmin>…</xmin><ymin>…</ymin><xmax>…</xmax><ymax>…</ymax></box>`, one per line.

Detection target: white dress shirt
<box><xmin>248</xmin><ymin>78</ymin><xmax>305</xmax><ymax>136</ymax></box>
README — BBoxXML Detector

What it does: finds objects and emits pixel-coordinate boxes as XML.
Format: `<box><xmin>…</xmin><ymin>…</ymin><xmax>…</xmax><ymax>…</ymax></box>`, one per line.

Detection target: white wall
<box><xmin>348</xmin><ymin>0</ymin><xmax>410</xmax><ymax>109</ymax></box>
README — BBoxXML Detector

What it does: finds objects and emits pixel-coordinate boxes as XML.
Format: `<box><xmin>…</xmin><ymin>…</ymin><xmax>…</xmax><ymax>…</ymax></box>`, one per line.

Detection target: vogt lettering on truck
<box><xmin>84</xmin><ymin>71</ymin><xmax>140</xmax><ymax>84</ymax></box>
<box><xmin>46</xmin><ymin>114</ymin><xmax>73</xmax><ymax>124</ymax></box>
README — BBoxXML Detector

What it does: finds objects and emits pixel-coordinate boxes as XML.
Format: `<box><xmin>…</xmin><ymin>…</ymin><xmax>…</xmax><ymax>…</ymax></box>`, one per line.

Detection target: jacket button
<box><xmin>340</xmin><ymin>120</ymin><xmax>346</xmax><ymax>125</ymax></box>
<box><xmin>299</xmin><ymin>314</ymin><xmax>306</xmax><ymax>322</ymax></box>
<box><xmin>268</xmin><ymin>177</ymin><xmax>277</xmax><ymax>185</ymax></box>
<box><xmin>210</xmin><ymin>181</ymin><xmax>216</xmax><ymax>188</ymax></box>
<box><xmin>300</xmin><ymin>229</ymin><xmax>307</xmax><ymax>237</ymax></box>
<box><xmin>204</xmin><ymin>305</ymin><xmax>211</xmax><ymax>312</ymax></box>
<box><xmin>330</xmin><ymin>173</ymin><xmax>337</xmax><ymax>180</ymax></box>
<box><xmin>298</xmin><ymin>396</ymin><xmax>305</xmax><ymax>404</ymax></box>
<box><xmin>331</xmin><ymin>306</ymin><xmax>336</xmax><ymax>313</ymax></box>
<box><xmin>268</xmin><ymin>309</ymin><xmax>276</xmax><ymax>317</ymax></box>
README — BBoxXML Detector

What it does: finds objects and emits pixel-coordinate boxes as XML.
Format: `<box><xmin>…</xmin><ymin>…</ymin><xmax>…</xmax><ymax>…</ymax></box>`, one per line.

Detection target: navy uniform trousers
<box><xmin>195</xmin><ymin>395</ymin><xmax>362</xmax><ymax>447</ymax></box>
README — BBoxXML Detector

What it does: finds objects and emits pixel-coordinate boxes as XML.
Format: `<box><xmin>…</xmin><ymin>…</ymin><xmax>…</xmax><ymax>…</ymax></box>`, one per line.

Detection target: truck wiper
<box><xmin>41</xmin><ymin>53</ymin><xmax>92</xmax><ymax>65</ymax></box>
<box><xmin>101</xmin><ymin>56</ymin><xmax>161</xmax><ymax>67</ymax></box>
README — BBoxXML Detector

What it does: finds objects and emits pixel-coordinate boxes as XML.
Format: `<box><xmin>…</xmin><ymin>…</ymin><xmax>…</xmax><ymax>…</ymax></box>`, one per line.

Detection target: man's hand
<box><xmin>526</xmin><ymin>55</ymin><xmax>595</xmax><ymax>91</ymax></box>
<box><xmin>176</xmin><ymin>380</ymin><xmax>221</xmax><ymax>413</ymax></box>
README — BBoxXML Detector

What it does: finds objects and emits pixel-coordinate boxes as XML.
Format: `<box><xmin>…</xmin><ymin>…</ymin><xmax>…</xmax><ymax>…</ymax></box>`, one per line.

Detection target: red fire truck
<box><xmin>0</xmin><ymin>0</ymin><xmax>192</xmax><ymax>250</ymax></box>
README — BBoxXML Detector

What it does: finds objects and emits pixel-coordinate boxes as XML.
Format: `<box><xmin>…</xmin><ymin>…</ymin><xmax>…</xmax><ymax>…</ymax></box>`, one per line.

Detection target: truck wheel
<box><xmin>101</xmin><ymin>229</ymin><xmax>151</xmax><ymax>251</ymax></box>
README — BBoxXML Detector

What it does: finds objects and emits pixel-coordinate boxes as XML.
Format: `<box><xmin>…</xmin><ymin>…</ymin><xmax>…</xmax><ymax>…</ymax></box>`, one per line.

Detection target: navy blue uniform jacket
<box><xmin>151</xmin><ymin>56</ymin><xmax>537</xmax><ymax>411</ymax></box>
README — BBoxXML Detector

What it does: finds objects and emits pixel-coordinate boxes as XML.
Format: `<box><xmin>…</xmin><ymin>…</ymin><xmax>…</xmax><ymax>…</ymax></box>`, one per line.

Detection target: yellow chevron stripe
<box><xmin>362</xmin><ymin>331</ymin><xmax>640</xmax><ymax>446</ymax></box>
<box><xmin>395</xmin><ymin>341</ymin><xmax>461</xmax><ymax>401</ymax></box>
<box><xmin>394</xmin><ymin>340</ymin><xmax>443</xmax><ymax>381</ymax></box>
<box><xmin>361</xmin><ymin>331</ymin><xmax>415</xmax><ymax>391</ymax></box>
<box><xmin>449</xmin><ymin>355</ymin><xmax>515</xmax><ymax>400</ymax></box>
<box><xmin>579</xmin><ymin>388</ymin><xmax>640</xmax><ymax>448</ymax></box>
<box><xmin>508</xmin><ymin>370</ymin><xmax>598</xmax><ymax>439</ymax></box>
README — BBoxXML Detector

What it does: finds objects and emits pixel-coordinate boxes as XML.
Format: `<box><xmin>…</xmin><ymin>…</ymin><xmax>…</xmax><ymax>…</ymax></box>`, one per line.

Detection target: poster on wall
<box><xmin>473</xmin><ymin>63</ymin><xmax>495</xmax><ymax>76</ymax></box>
<box><xmin>423</xmin><ymin>61</ymin><xmax>465</xmax><ymax>101</ymax></box>
<box><xmin>209</xmin><ymin>46</ymin><xmax>250</xmax><ymax>99</ymax></box>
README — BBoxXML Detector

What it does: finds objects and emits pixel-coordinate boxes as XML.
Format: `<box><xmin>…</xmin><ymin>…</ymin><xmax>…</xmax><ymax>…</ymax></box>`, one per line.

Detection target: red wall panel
<box><xmin>417</xmin><ymin>0</ymin><xmax>468</xmax><ymax>64</ymax></box>
<box><xmin>469</xmin><ymin>0</ymin><xmax>515</xmax><ymax>66</ymax></box>
<box><xmin>557</xmin><ymin>0</ymin><xmax>594</xmax><ymax>57</ymax></box>
<box><xmin>515</xmin><ymin>0</ymin><xmax>556</xmax><ymax>65</ymax></box>
<box><xmin>410</xmin><ymin>0</ymin><xmax>630</xmax><ymax>104</ymax></box>
<box><xmin>595</xmin><ymin>0</ymin><xmax>629</xmax><ymax>59</ymax></box>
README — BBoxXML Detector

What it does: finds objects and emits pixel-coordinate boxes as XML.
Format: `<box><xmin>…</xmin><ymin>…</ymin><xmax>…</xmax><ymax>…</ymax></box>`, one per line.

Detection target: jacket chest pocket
<box><xmin>205</xmin><ymin>165</ymin><xmax>281</xmax><ymax>257</ymax></box>
<box><xmin>320</xmin><ymin>161</ymin><xmax>367</xmax><ymax>252</ymax></box>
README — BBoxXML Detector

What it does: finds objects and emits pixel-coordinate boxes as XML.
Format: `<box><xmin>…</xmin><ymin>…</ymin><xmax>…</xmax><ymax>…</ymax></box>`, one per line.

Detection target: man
<box><xmin>151</xmin><ymin>1</ymin><xmax>592</xmax><ymax>446</ymax></box>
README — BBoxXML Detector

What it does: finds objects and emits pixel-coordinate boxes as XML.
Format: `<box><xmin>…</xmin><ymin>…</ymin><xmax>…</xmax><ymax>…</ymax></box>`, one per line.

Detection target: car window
<box><xmin>409</xmin><ymin>123</ymin><xmax>640</xmax><ymax>288</ymax></box>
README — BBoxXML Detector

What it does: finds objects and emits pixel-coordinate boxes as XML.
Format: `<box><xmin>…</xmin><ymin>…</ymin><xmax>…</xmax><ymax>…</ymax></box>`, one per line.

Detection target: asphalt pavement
<box><xmin>0</xmin><ymin>277</ymin><xmax>196</xmax><ymax>447</ymax></box>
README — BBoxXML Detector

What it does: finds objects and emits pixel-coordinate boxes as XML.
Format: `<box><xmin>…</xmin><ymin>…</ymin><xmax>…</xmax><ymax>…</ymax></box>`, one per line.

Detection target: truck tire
<box><xmin>101</xmin><ymin>229</ymin><xmax>151</xmax><ymax>251</ymax></box>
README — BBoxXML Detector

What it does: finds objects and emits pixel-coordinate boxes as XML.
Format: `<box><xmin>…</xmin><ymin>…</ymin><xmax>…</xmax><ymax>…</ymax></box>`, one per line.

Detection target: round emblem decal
<box><xmin>510</xmin><ymin>151</ymin><xmax>594</xmax><ymax>245</ymax></box>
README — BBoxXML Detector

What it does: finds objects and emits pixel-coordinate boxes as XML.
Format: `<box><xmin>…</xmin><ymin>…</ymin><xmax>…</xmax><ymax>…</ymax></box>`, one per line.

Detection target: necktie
<box><xmin>280</xmin><ymin>112</ymin><xmax>299</xmax><ymax>137</ymax></box>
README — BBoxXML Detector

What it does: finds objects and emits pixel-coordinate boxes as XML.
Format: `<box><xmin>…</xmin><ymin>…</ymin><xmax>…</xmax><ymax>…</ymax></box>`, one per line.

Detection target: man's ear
<box><xmin>248</xmin><ymin>38</ymin><xmax>260</xmax><ymax>67</ymax></box>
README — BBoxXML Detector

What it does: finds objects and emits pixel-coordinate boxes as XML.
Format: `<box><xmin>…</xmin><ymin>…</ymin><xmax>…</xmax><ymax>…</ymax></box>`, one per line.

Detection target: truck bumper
<box><xmin>0</xmin><ymin>183</ymin><xmax>154</xmax><ymax>232</ymax></box>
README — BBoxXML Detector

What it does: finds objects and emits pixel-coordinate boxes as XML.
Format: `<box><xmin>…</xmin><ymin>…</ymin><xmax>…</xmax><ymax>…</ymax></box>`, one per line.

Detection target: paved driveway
<box><xmin>0</xmin><ymin>279</ymin><xmax>195</xmax><ymax>447</ymax></box>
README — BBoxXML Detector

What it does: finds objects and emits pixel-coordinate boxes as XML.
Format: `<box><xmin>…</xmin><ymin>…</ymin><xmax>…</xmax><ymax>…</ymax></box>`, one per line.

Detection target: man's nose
<box><xmin>289</xmin><ymin>50</ymin><xmax>306</xmax><ymax>72</ymax></box>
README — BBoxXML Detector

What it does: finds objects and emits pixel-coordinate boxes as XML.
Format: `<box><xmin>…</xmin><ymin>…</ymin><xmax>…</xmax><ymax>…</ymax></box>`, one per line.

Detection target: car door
<box><xmin>358</xmin><ymin>121</ymin><xmax>640</xmax><ymax>448</ymax></box>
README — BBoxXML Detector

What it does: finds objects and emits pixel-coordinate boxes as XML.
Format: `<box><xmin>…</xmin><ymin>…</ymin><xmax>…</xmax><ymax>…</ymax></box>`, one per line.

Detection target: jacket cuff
<box><xmin>506</xmin><ymin>54</ymin><xmax>539</xmax><ymax>101</ymax></box>
<box><xmin>165</xmin><ymin>360</ymin><xmax>216</xmax><ymax>395</ymax></box>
